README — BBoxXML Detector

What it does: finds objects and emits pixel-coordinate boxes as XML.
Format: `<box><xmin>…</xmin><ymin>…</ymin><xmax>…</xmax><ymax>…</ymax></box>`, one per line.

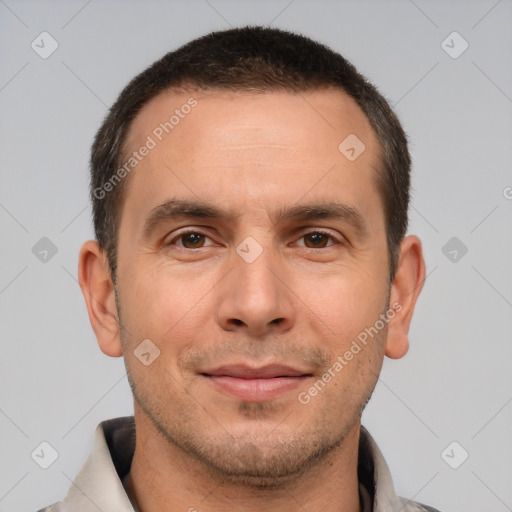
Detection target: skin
<box><xmin>79</xmin><ymin>87</ymin><xmax>425</xmax><ymax>512</ymax></box>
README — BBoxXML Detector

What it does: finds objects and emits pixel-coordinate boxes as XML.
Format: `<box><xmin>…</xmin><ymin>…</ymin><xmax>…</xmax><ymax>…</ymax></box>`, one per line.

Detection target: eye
<box><xmin>168</xmin><ymin>231</ymin><xmax>215</xmax><ymax>249</ymax></box>
<box><xmin>166</xmin><ymin>229</ymin><xmax>341</xmax><ymax>251</ymax></box>
<box><xmin>295</xmin><ymin>230</ymin><xmax>339</xmax><ymax>249</ymax></box>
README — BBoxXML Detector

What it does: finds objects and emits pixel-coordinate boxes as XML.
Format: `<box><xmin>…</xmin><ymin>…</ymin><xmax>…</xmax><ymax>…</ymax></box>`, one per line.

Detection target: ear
<box><xmin>385</xmin><ymin>235</ymin><xmax>426</xmax><ymax>359</ymax></box>
<box><xmin>78</xmin><ymin>240</ymin><xmax>123</xmax><ymax>357</ymax></box>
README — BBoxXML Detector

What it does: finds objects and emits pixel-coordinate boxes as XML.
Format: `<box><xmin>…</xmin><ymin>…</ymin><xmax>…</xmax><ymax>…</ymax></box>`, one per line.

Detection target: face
<box><xmin>114</xmin><ymin>88</ymin><xmax>391</xmax><ymax>483</ymax></box>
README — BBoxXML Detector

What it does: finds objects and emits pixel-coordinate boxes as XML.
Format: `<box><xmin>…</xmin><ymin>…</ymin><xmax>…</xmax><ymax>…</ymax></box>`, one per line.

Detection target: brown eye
<box><xmin>302</xmin><ymin>232</ymin><xmax>334</xmax><ymax>248</ymax></box>
<box><xmin>176</xmin><ymin>232</ymin><xmax>208</xmax><ymax>249</ymax></box>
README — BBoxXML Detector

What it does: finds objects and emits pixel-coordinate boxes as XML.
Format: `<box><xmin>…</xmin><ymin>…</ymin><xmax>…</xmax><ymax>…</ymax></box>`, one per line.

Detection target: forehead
<box><xmin>119</xmin><ymin>87</ymin><xmax>382</xmax><ymax>235</ymax></box>
<box><xmin>126</xmin><ymin>87</ymin><xmax>375</xmax><ymax>153</ymax></box>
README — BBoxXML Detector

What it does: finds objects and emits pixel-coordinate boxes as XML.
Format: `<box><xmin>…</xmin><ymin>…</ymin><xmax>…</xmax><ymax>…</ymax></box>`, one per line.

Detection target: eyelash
<box><xmin>167</xmin><ymin>229</ymin><xmax>341</xmax><ymax>250</ymax></box>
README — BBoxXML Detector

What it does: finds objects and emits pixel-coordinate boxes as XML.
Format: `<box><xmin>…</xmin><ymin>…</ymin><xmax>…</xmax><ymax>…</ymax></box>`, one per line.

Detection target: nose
<box><xmin>216</xmin><ymin>243</ymin><xmax>296</xmax><ymax>337</ymax></box>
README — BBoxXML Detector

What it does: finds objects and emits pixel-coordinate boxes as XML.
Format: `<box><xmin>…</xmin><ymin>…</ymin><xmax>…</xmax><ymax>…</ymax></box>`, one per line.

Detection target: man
<box><xmin>39</xmin><ymin>26</ymin><xmax>440</xmax><ymax>512</ymax></box>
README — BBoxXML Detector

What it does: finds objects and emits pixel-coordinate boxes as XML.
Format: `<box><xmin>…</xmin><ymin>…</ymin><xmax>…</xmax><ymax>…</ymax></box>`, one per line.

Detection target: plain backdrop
<box><xmin>1</xmin><ymin>1</ymin><xmax>511</xmax><ymax>511</ymax></box>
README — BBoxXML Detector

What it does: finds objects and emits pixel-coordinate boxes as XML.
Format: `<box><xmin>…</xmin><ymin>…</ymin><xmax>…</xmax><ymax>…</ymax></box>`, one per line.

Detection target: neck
<box><xmin>127</xmin><ymin>408</ymin><xmax>362</xmax><ymax>512</ymax></box>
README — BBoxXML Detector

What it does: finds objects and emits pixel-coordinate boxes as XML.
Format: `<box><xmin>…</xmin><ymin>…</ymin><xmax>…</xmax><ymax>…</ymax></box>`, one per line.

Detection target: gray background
<box><xmin>1</xmin><ymin>0</ymin><xmax>511</xmax><ymax>511</ymax></box>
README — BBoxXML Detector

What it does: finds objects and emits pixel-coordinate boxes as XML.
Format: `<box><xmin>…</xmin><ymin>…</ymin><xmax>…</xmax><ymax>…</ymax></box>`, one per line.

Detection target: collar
<box><xmin>57</xmin><ymin>416</ymin><xmax>426</xmax><ymax>512</ymax></box>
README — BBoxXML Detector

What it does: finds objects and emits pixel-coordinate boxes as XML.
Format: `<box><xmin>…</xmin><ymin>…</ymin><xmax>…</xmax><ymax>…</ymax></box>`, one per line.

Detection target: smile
<box><xmin>201</xmin><ymin>364</ymin><xmax>313</xmax><ymax>401</ymax></box>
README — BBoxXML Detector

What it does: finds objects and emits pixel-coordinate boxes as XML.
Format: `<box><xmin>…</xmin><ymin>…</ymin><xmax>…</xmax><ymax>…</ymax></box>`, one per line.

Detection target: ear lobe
<box><xmin>385</xmin><ymin>235</ymin><xmax>426</xmax><ymax>360</ymax></box>
<box><xmin>78</xmin><ymin>240</ymin><xmax>123</xmax><ymax>357</ymax></box>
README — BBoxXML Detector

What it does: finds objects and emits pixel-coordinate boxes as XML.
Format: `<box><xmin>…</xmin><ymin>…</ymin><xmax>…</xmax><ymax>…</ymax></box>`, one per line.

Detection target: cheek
<box><xmin>298</xmin><ymin>341</ymin><xmax>382</xmax><ymax>430</ymax></box>
<box><xmin>291</xmin><ymin>264</ymin><xmax>388</xmax><ymax>346</ymax></box>
<box><xmin>119</xmin><ymin>263</ymin><xmax>188</xmax><ymax>343</ymax></box>
<box><xmin>120</xmin><ymin>261</ymin><xmax>218</xmax><ymax>371</ymax></box>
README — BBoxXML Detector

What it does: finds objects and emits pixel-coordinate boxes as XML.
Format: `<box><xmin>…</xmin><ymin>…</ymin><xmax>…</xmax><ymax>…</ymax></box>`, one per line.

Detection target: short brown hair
<box><xmin>90</xmin><ymin>26</ymin><xmax>410</xmax><ymax>282</ymax></box>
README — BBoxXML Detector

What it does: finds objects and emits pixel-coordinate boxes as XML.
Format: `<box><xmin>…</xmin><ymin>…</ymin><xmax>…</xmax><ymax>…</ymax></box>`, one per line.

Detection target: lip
<box><xmin>203</xmin><ymin>364</ymin><xmax>310</xmax><ymax>379</ymax></box>
<box><xmin>201</xmin><ymin>364</ymin><xmax>313</xmax><ymax>401</ymax></box>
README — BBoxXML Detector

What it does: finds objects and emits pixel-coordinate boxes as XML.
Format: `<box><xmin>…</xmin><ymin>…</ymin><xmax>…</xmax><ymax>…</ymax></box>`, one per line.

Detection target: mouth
<box><xmin>200</xmin><ymin>364</ymin><xmax>313</xmax><ymax>401</ymax></box>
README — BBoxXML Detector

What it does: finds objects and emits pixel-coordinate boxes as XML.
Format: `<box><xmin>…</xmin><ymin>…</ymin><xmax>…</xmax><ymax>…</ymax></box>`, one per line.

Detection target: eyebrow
<box><xmin>142</xmin><ymin>199</ymin><xmax>240</xmax><ymax>239</ymax></box>
<box><xmin>272</xmin><ymin>202</ymin><xmax>368</xmax><ymax>237</ymax></box>
<box><xmin>142</xmin><ymin>198</ymin><xmax>369</xmax><ymax>240</ymax></box>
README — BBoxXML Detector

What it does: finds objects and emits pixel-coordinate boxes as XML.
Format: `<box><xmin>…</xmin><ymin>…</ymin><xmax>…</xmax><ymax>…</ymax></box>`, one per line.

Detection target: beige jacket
<box><xmin>37</xmin><ymin>416</ymin><xmax>441</xmax><ymax>512</ymax></box>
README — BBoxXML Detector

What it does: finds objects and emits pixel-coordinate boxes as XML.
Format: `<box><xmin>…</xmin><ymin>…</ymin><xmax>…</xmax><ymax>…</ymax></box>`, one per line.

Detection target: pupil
<box><xmin>185</xmin><ymin>233</ymin><xmax>203</xmax><ymax>247</ymax></box>
<box><xmin>308</xmin><ymin>233</ymin><xmax>326</xmax><ymax>247</ymax></box>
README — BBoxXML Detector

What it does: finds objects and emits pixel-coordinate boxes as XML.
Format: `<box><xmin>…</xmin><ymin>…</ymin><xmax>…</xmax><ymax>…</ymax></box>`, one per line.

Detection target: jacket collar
<box><xmin>61</xmin><ymin>416</ymin><xmax>400</xmax><ymax>512</ymax></box>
